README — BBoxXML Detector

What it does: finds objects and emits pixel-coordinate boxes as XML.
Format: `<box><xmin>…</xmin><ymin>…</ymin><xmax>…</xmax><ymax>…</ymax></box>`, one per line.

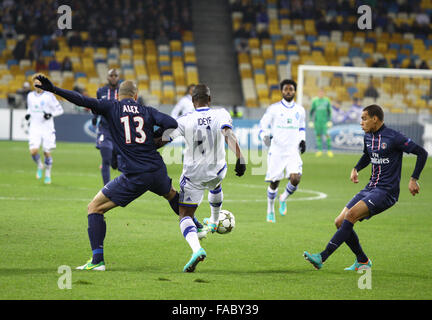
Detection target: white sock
<box><xmin>32</xmin><ymin>154</ymin><xmax>43</xmax><ymax>169</ymax></box>
<box><xmin>280</xmin><ymin>182</ymin><xmax>297</xmax><ymax>201</ymax></box>
<box><xmin>44</xmin><ymin>156</ymin><xmax>53</xmax><ymax>178</ymax></box>
<box><xmin>208</xmin><ymin>187</ymin><xmax>223</xmax><ymax>224</ymax></box>
<box><xmin>267</xmin><ymin>187</ymin><xmax>278</xmax><ymax>214</ymax></box>
<box><xmin>180</xmin><ymin>216</ymin><xmax>201</xmax><ymax>253</ymax></box>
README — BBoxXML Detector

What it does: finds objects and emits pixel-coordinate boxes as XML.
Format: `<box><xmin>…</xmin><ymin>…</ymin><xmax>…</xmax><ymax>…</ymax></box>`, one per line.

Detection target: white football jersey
<box><xmin>259</xmin><ymin>99</ymin><xmax>306</xmax><ymax>155</ymax></box>
<box><xmin>170</xmin><ymin>94</ymin><xmax>194</xmax><ymax>119</ymax></box>
<box><xmin>169</xmin><ymin>106</ymin><xmax>233</xmax><ymax>181</ymax></box>
<box><xmin>26</xmin><ymin>91</ymin><xmax>64</xmax><ymax>131</ymax></box>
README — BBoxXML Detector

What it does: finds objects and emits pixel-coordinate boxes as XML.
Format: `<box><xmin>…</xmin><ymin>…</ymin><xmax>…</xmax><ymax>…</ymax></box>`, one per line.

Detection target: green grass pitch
<box><xmin>0</xmin><ymin>140</ymin><xmax>431</xmax><ymax>300</ymax></box>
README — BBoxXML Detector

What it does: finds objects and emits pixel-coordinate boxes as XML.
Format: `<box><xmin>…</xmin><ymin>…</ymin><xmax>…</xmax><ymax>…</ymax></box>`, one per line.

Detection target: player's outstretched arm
<box><xmin>408</xmin><ymin>145</ymin><xmax>428</xmax><ymax>196</ymax></box>
<box><xmin>222</xmin><ymin>127</ymin><xmax>246</xmax><ymax>176</ymax></box>
<box><xmin>35</xmin><ymin>75</ymin><xmax>99</xmax><ymax>109</ymax></box>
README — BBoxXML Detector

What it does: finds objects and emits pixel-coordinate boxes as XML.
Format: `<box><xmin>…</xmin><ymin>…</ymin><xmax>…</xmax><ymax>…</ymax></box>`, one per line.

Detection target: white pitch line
<box><xmin>0</xmin><ymin>189</ymin><xmax>327</xmax><ymax>203</ymax></box>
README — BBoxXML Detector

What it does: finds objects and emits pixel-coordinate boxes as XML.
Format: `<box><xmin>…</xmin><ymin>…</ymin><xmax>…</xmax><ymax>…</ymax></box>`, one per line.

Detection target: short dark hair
<box><xmin>280</xmin><ymin>79</ymin><xmax>297</xmax><ymax>91</ymax></box>
<box><xmin>192</xmin><ymin>83</ymin><xmax>211</xmax><ymax>104</ymax></box>
<box><xmin>363</xmin><ymin>104</ymin><xmax>384</xmax><ymax>121</ymax></box>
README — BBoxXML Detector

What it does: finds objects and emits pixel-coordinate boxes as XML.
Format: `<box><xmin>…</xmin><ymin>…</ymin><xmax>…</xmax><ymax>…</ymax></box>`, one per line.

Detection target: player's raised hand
<box><xmin>35</xmin><ymin>75</ymin><xmax>55</xmax><ymax>92</ymax></box>
<box><xmin>350</xmin><ymin>168</ymin><xmax>359</xmax><ymax>183</ymax></box>
<box><xmin>235</xmin><ymin>157</ymin><xmax>246</xmax><ymax>177</ymax></box>
<box><xmin>408</xmin><ymin>177</ymin><xmax>420</xmax><ymax>196</ymax></box>
<box><xmin>43</xmin><ymin>112</ymin><xmax>52</xmax><ymax>120</ymax></box>
<box><xmin>299</xmin><ymin>140</ymin><xmax>306</xmax><ymax>154</ymax></box>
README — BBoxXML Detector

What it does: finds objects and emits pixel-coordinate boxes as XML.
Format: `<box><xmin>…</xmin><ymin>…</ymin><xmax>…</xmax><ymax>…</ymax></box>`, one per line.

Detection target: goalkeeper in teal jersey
<box><xmin>309</xmin><ymin>89</ymin><xmax>333</xmax><ymax>157</ymax></box>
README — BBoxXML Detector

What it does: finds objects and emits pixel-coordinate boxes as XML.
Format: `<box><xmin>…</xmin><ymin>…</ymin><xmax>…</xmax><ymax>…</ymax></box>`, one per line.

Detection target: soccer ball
<box><xmin>217</xmin><ymin>210</ymin><xmax>235</xmax><ymax>234</ymax></box>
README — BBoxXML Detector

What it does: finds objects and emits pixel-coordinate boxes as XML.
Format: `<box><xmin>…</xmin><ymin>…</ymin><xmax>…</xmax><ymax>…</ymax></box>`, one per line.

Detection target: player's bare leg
<box><xmin>179</xmin><ymin>205</ymin><xmax>206</xmax><ymax>272</ymax></box>
<box><xmin>30</xmin><ymin>148</ymin><xmax>44</xmax><ymax>180</ymax></box>
<box><xmin>163</xmin><ymin>186</ymin><xmax>203</xmax><ymax>230</ymax></box>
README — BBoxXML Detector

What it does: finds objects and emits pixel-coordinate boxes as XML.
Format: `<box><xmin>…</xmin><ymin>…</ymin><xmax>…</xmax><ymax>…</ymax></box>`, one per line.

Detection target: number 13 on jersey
<box><xmin>120</xmin><ymin>115</ymin><xmax>146</xmax><ymax>144</ymax></box>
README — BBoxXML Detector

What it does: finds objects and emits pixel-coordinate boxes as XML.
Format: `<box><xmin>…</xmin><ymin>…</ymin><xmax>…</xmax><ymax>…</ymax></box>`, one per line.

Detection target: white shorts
<box><xmin>265</xmin><ymin>152</ymin><xmax>302</xmax><ymax>182</ymax></box>
<box><xmin>28</xmin><ymin>128</ymin><xmax>56</xmax><ymax>152</ymax></box>
<box><xmin>179</xmin><ymin>166</ymin><xmax>227</xmax><ymax>207</ymax></box>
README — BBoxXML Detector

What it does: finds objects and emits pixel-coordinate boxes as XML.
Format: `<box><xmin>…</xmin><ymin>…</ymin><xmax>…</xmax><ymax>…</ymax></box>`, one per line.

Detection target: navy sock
<box><xmin>88</xmin><ymin>213</ymin><xmax>106</xmax><ymax>264</ymax></box>
<box><xmin>320</xmin><ymin>219</ymin><xmax>354</xmax><ymax>262</ymax></box>
<box><xmin>31</xmin><ymin>153</ymin><xmax>40</xmax><ymax>163</ymax></box>
<box><xmin>168</xmin><ymin>192</ymin><xmax>180</xmax><ymax>215</ymax></box>
<box><xmin>345</xmin><ymin>230</ymin><xmax>368</xmax><ymax>263</ymax></box>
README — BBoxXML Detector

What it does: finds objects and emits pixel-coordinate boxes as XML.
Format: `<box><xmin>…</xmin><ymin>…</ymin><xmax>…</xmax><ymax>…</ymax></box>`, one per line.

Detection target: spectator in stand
<box><xmin>48</xmin><ymin>58</ymin><xmax>61</xmax><ymax>71</ymax></box>
<box><xmin>364</xmin><ymin>79</ymin><xmax>379</xmax><ymax>101</ymax></box>
<box><xmin>13</xmin><ymin>36</ymin><xmax>27</xmax><ymax>61</ymax></box>
<box><xmin>408</xmin><ymin>58</ymin><xmax>417</xmax><ymax>69</ymax></box>
<box><xmin>61</xmin><ymin>57</ymin><xmax>73</xmax><ymax>72</ymax></box>
<box><xmin>419</xmin><ymin>60</ymin><xmax>429</xmax><ymax>70</ymax></box>
<box><xmin>35</xmin><ymin>58</ymin><xmax>47</xmax><ymax>72</ymax></box>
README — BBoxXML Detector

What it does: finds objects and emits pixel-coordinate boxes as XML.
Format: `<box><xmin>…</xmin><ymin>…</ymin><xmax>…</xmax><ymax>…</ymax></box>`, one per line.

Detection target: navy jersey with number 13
<box><xmin>91</xmin><ymin>98</ymin><xmax>177</xmax><ymax>174</ymax></box>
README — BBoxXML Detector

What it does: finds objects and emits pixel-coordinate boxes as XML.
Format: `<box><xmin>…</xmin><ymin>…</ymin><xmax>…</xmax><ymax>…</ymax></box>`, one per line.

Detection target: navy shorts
<box><xmin>101</xmin><ymin>167</ymin><xmax>172</xmax><ymax>207</ymax></box>
<box><xmin>346</xmin><ymin>187</ymin><xmax>397</xmax><ymax>219</ymax></box>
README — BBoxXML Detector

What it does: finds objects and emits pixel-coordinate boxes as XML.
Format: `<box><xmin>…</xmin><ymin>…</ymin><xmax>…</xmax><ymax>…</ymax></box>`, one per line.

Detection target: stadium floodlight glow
<box><xmin>296</xmin><ymin>64</ymin><xmax>432</xmax><ymax>108</ymax></box>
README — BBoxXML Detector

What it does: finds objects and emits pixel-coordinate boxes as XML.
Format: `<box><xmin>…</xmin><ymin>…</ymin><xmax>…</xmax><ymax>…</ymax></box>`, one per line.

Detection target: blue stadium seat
<box><xmin>25</xmin><ymin>69</ymin><xmax>35</xmax><ymax>77</ymax></box>
<box><xmin>7</xmin><ymin>59</ymin><xmax>18</xmax><ymax>67</ymax></box>
<box><xmin>75</xmin><ymin>72</ymin><xmax>87</xmax><ymax>78</ymax></box>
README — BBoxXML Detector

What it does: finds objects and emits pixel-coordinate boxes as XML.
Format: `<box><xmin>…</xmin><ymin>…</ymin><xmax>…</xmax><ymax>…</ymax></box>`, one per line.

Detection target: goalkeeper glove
<box><xmin>299</xmin><ymin>140</ymin><xmax>306</xmax><ymax>154</ymax></box>
<box><xmin>25</xmin><ymin>114</ymin><xmax>30</xmax><ymax>121</ymax></box>
<box><xmin>235</xmin><ymin>158</ymin><xmax>246</xmax><ymax>177</ymax></box>
<box><xmin>327</xmin><ymin>121</ymin><xmax>333</xmax><ymax>128</ymax></box>
<box><xmin>43</xmin><ymin>112</ymin><xmax>52</xmax><ymax>120</ymax></box>
<box><xmin>34</xmin><ymin>75</ymin><xmax>55</xmax><ymax>92</ymax></box>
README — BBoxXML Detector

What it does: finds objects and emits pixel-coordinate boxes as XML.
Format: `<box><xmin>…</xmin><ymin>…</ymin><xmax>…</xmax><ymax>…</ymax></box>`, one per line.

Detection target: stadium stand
<box><xmin>230</xmin><ymin>0</ymin><xmax>432</xmax><ymax>112</ymax></box>
<box><xmin>1</xmin><ymin>0</ymin><xmax>431</xmax><ymax>115</ymax></box>
<box><xmin>0</xmin><ymin>0</ymin><xmax>198</xmax><ymax>108</ymax></box>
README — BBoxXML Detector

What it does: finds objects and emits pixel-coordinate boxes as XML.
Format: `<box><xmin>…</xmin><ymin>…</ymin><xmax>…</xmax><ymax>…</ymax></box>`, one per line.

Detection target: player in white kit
<box><xmin>25</xmin><ymin>73</ymin><xmax>64</xmax><ymax>184</ymax></box>
<box><xmin>259</xmin><ymin>79</ymin><xmax>306</xmax><ymax>223</ymax></box>
<box><xmin>159</xmin><ymin>84</ymin><xmax>246</xmax><ymax>272</ymax></box>
<box><xmin>170</xmin><ymin>84</ymin><xmax>195</xmax><ymax>119</ymax></box>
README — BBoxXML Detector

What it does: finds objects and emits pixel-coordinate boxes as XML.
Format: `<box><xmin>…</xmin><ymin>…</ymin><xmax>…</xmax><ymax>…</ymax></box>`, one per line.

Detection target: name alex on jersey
<box><xmin>123</xmin><ymin>105</ymin><xmax>139</xmax><ymax>114</ymax></box>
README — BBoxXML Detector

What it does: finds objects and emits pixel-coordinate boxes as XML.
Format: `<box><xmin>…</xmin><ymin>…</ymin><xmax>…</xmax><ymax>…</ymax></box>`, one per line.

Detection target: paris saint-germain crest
<box><xmin>381</xmin><ymin>142</ymin><xmax>387</xmax><ymax>149</ymax></box>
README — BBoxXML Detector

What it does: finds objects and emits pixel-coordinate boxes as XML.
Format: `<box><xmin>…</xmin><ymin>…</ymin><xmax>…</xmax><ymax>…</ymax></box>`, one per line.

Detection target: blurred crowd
<box><xmin>232</xmin><ymin>0</ymin><xmax>432</xmax><ymax>50</ymax></box>
<box><xmin>2</xmin><ymin>0</ymin><xmax>193</xmax><ymax>61</ymax></box>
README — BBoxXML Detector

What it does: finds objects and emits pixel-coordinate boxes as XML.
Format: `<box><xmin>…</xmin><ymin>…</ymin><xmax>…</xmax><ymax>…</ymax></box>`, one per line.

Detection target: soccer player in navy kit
<box><xmin>35</xmin><ymin>75</ymin><xmax>200</xmax><ymax>271</ymax></box>
<box><xmin>304</xmin><ymin>104</ymin><xmax>428</xmax><ymax>271</ymax></box>
<box><xmin>92</xmin><ymin>68</ymin><xmax>121</xmax><ymax>185</ymax></box>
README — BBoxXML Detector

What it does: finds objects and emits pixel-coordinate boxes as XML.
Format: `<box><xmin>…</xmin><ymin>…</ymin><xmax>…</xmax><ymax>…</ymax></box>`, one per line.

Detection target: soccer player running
<box><xmin>158</xmin><ymin>84</ymin><xmax>246</xmax><ymax>272</ymax></box>
<box><xmin>92</xmin><ymin>68</ymin><xmax>121</xmax><ymax>185</ymax></box>
<box><xmin>170</xmin><ymin>84</ymin><xmax>195</xmax><ymax>119</ymax></box>
<box><xmin>259</xmin><ymin>79</ymin><xmax>306</xmax><ymax>223</ymax></box>
<box><xmin>309</xmin><ymin>89</ymin><xmax>333</xmax><ymax>157</ymax></box>
<box><xmin>304</xmin><ymin>104</ymin><xmax>428</xmax><ymax>271</ymax></box>
<box><xmin>34</xmin><ymin>75</ymin><xmax>200</xmax><ymax>271</ymax></box>
<box><xmin>25</xmin><ymin>73</ymin><xmax>64</xmax><ymax>184</ymax></box>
